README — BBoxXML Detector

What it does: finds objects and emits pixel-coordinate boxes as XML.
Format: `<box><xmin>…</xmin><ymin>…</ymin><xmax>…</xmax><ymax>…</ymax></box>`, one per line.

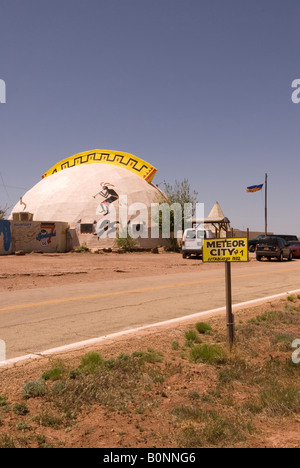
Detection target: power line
<box><xmin>0</xmin><ymin>183</ymin><xmax>27</xmax><ymax>190</ymax></box>
<box><xmin>0</xmin><ymin>172</ymin><xmax>11</xmax><ymax>203</ymax></box>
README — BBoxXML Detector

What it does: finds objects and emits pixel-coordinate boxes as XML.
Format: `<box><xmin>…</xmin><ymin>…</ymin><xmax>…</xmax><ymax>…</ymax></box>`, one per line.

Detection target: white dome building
<box><xmin>11</xmin><ymin>150</ymin><xmax>167</xmax><ymax>250</ymax></box>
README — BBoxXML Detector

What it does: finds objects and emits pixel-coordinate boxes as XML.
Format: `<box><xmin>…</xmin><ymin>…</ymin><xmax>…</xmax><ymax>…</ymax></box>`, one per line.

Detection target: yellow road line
<box><xmin>1</xmin><ymin>266</ymin><xmax>300</xmax><ymax>312</ymax></box>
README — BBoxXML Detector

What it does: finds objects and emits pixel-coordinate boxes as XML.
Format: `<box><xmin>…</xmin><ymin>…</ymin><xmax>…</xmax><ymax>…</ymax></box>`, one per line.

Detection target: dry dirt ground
<box><xmin>0</xmin><ymin>251</ymin><xmax>299</xmax><ymax>448</ymax></box>
<box><xmin>0</xmin><ymin>250</ymin><xmax>262</xmax><ymax>292</ymax></box>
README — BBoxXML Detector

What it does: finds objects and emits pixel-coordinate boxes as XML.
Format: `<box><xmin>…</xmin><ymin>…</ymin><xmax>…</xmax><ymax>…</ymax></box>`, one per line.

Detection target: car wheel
<box><xmin>249</xmin><ymin>245</ymin><xmax>255</xmax><ymax>253</ymax></box>
<box><xmin>278</xmin><ymin>252</ymin><xmax>283</xmax><ymax>262</ymax></box>
<box><xmin>256</xmin><ymin>255</ymin><xmax>262</xmax><ymax>261</ymax></box>
<box><xmin>288</xmin><ymin>252</ymin><xmax>293</xmax><ymax>261</ymax></box>
<box><xmin>182</xmin><ymin>253</ymin><xmax>187</xmax><ymax>259</ymax></box>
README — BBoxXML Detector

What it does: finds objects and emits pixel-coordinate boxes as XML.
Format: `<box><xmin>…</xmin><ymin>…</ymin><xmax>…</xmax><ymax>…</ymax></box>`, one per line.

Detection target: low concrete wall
<box><xmin>71</xmin><ymin>231</ymin><xmax>170</xmax><ymax>251</ymax></box>
<box><xmin>232</xmin><ymin>229</ymin><xmax>274</xmax><ymax>239</ymax></box>
<box><xmin>0</xmin><ymin>220</ymin><xmax>68</xmax><ymax>255</ymax></box>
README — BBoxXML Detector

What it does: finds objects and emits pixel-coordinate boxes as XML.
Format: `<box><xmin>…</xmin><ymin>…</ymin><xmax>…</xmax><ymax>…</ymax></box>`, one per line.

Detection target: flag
<box><xmin>247</xmin><ymin>184</ymin><xmax>263</xmax><ymax>193</ymax></box>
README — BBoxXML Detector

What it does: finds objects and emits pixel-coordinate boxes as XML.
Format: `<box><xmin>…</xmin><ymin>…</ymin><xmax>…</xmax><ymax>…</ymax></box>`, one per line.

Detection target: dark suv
<box><xmin>256</xmin><ymin>236</ymin><xmax>293</xmax><ymax>262</ymax></box>
<box><xmin>274</xmin><ymin>234</ymin><xmax>298</xmax><ymax>242</ymax></box>
<box><xmin>248</xmin><ymin>235</ymin><xmax>266</xmax><ymax>252</ymax></box>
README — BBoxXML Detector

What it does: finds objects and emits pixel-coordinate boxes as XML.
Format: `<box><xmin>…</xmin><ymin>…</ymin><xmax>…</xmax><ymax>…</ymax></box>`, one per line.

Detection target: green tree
<box><xmin>0</xmin><ymin>205</ymin><xmax>9</xmax><ymax>220</ymax></box>
<box><xmin>115</xmin><ymin>226</ymin><xmax>138</xmax><ymax>252</ymax></box>
<box><xmin>155</xmin><ymin>179</ymin><xmax>199</xmax><ymax>251</ymax></box>
<box><xmin>163</xmin><ymin>179</ymin><xmax>198</xmax><ymax>208</ymax></box>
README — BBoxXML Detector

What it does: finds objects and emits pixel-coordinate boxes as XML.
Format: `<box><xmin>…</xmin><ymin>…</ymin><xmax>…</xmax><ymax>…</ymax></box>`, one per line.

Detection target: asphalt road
<box><xmin>1</xmin><ymin>260</ymin><xmax>300</xmax><ymax>359</ymax></box>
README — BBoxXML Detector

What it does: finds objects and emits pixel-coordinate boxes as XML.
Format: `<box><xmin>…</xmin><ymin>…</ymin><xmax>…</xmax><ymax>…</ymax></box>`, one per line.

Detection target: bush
<box><xmin>248</xmin><ymin>310</ymin><xmax>279</xmax><ymax>325</ymax></box>
<box><xmin>259</xmin><ymin>383</ymin><xmax>300</xmax><ymax>416</ymax></box>
<box><xmin>0</xmin><ymin>434</ymin><xmax>15</xmax><ymax>448</ymax></box>
<box><xmin>32</xmin><ymin>412</ymin><xmax>63</xmax><ymax>429</ymax></box>
<box><xmin>185</xmin><ymin>330</ymin><xmax>197</xmax><ymax>341</ymax></box>
<box><xmin>41</xmin><ymin>360</ymin><xmax>66</xmax><ymax>381</ymax></box>
<box><xmin>185</xmin><ymin>329</ymin><xmax>201</xmax><ymax>347</ymax></box>
<box><xmin>22</xmin><ymin>381</ymin><xmax>47</xmax><ymax>399</ymax></box>
<box><xmin>171</xmin><ymin>341</ymin><xmax>180</xmax><ymax>351</ymax></box>
<box><xmin>115</xmin><ymin>229</ymin><xmax>137</xmax><ymax>251</ymax></box>
<box><xmin>79</xmin><ymin>352</ymin><xmax>104</xmax><ymax>373</ymax></box>
<box><xmin>74</xmin><ymin>242</ymin><xmax>90</xmax><ymax>253</ymax></box>
<box><xmin>273</xmin><ymin>334</ymin><xmax>295</xmax><ymax>351</ymax></box>
<box><xmin>131</xmin><ymin>348</ymin><xmax>163</xmax><ymax>363</ymax></box>
<box><xmin>195</xmin><ymin>322</ymin><xmax>212</xmax><ymax>334</ymax></box>
<box><xmin>13</xmin><ymin>403</ymin><xmax>29</xmax><ymax>416</ymax></box>
<box><xmin>189</xmin><ymin>344</ymin><xmax>227</xmax><ymax>365</ymax></box>
<box><xmin>0</xmin><ymin>395</ymin><xmax>9</xmax><ymax>411</ymax></box>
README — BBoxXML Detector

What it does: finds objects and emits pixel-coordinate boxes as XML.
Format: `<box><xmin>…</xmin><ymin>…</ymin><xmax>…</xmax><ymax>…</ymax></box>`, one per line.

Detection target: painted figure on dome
<box><xmin>93</xmin><ymin>182</ymin><xmax>119</xmax><ymax>216</ymax></box>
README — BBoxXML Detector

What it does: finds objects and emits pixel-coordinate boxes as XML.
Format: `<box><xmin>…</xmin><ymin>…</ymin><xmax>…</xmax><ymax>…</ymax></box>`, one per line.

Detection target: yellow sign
<box><xmin>42</xmin><ymin>150</ymin><xmax>157</xmax><ymax>184</ymax></box>
<box><xmin>203</xmin><ymin>238</ymin><xmax>248</xmax><ymax>263</ymax></box>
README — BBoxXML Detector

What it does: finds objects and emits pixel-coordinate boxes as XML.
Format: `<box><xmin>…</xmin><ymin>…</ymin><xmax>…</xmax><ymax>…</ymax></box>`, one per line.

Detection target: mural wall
<box><xmin>0</xmin><ymin>221</ymin><xmax>68</xmax><ymax>255</ymax></box>
<box><xmin>0</xmin><ymin>220</ymin><xmax>12</xmax><ymax>254</ymax></box>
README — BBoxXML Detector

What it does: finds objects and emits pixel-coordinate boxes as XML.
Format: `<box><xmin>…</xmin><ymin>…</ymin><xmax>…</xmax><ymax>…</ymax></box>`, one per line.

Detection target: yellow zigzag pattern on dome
<box><xmin>42</xmin><ymin>150</ymin><xmax>157</xmax><ymax>184</ymax></box>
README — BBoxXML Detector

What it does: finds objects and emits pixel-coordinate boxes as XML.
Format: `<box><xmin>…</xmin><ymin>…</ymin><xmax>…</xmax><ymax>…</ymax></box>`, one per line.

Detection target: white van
<box><xmin>182</xmin><ymin>228</ymin><xmax>214</xmax><ymax>259</ymax></box>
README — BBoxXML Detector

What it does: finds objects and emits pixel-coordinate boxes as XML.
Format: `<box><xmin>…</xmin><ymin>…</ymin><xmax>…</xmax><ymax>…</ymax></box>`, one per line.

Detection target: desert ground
<box><xmin>0</xmin><ymin>251</ymin><xmax>299</xmax><ymax>448</ymax></box>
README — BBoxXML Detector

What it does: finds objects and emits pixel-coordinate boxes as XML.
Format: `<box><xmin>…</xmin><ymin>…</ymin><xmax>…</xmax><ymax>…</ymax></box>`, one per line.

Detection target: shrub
<box><xmin>13</xmin><ymin>403</ymin><xmax>29</xmax><ymax>416</ymax></box>
<box><xmin>22</xmin><ymin>381</ymin><xmax>47</xmax><ymax>399</ymax></box>
<box><xmin>42</xmin><ymin>360</ymin><xmax>66</xmax><ymax>381</ymax></box>
<box><xmin>79</xmin><ymin>352</ymin><xmax>104</xmax><ymax>373</ymax></box>
<box><xmin>273</xmin><ymin>334</ymin><xmax>295</xmax><ymax>351</ymax></box>
<box><xmin>0</xmin><ymin>434</ymin><xmax>15</xmax><ymax>448</ymax></box>
<box><xmin>171</xmin><ymin>341</ymin><xmax>180</xmax><ymax>351</ymax></box>
<box><xmin>189</xmin><ymin>344</ymin><xmax>227</xmax><ymax>365</ymax></box>
<box><xmin>33</xmin><ymin>412</ymin><xmax>63</xmax><ymax>429</ymax></box>
<box><xmin>131</xmin><ymin>348</ymin><xmax>163</xmax><ymax>363</ymax></box>
<box><xmin>185</xmin><ymin>329</ymin><xmax>201</xmax><ymax>347</ymax></box>
<box><xmin>74</xmin><ymin>242</ymin><xmax>90</xmax><ymax>253</ymax></box>
<box><xmin>172</xmin><ymin>405</ymin><xmax>203</xmax><ymax>421</ymax></box>
<box><xmin>248</xmin><ymin>310</ymin><xmax>279</xmax><ymax>325</ymax></box>
<box><xmin>259</xmin><ymin>383</ymin><xmax>300</xmax><ymax>416</ymax></box>
<box><xmin>0</xmin><ymin>395</ymin><xmax>9</xmax><ymax>411</ymax></box>
<box><xmin>202</xmin><ymin>412</ymin><xmax>247</xmax><ymax>445</ymax></box>
<box><xmin>115</xmin><ymin>229</ymin><xmax>137</xmax><ymax>251</ymax></box>
<box><xmin>195</xmin><ymin>322</ymin><xmax>212</xmax><ymax>334</ymax></box>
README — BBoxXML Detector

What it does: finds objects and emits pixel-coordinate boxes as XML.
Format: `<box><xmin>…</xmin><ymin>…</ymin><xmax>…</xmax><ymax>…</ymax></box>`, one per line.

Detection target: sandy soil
<box><xmin>0</xmin><ymin>250</ymin><xmax>259</xmax><ymax>292</ymax></box>
<box><xmin>0</xmin><ymin>251</ymin><xmax>299</xmax><ymax>448</ymax></box>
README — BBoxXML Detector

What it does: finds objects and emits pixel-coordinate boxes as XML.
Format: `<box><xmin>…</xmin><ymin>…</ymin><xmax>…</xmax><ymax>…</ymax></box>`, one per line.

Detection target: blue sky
<box><xmin>0</xmin><ymin>0</ymin><xmax>299</xmax><ymax>234</ymax></box>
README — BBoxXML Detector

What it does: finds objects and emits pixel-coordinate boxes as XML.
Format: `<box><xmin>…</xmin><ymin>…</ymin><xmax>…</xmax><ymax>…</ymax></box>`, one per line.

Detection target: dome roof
<box><xmin>11</xmin><ymin>150</ymin><xmax>163</xmax><ymax>226</ymax></box>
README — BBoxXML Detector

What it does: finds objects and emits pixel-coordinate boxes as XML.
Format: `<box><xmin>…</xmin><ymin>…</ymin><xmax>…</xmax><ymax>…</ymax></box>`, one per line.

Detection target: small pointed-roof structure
<box><xmin>205</xmin><ymin>201</ymin><xmax>230</xmax><ymax>238</ymax></box>
<box><xmin>208</xmin><ymin>201</ymin><xmax>225</xmax><ymax>219</ymax></box>
<box><xmin>190</xmin><ymin>201</ymin><xmax>230</xmax><ymax>238</ymax></box>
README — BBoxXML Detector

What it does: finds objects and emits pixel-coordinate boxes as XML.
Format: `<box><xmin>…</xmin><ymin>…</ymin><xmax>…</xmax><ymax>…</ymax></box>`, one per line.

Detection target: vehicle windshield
<box><xmin>288</xmin><ymin>241</ymin><xmax>300</xmax><ymax>247</ymax></box>
<box><xmin>186</xmin><ymin>231</ymin><xmax>196</xmax><ymax>239</ymax></box>
<box><xmin>258</xmin><ymin>237</ymin><xmax>278</xmax><ymax>246</ymax></box>
<box><xmin>185</xmin><ymin>230</ymin><xmax>205</xmax><ymax>239</ymax></box>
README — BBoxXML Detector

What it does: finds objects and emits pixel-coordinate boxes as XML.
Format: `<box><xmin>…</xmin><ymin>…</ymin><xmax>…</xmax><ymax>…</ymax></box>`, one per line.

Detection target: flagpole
<box><xmin>265</xmin><ymin>173</ymin><xmax>268</xmax><ymax>236</ymax></box>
